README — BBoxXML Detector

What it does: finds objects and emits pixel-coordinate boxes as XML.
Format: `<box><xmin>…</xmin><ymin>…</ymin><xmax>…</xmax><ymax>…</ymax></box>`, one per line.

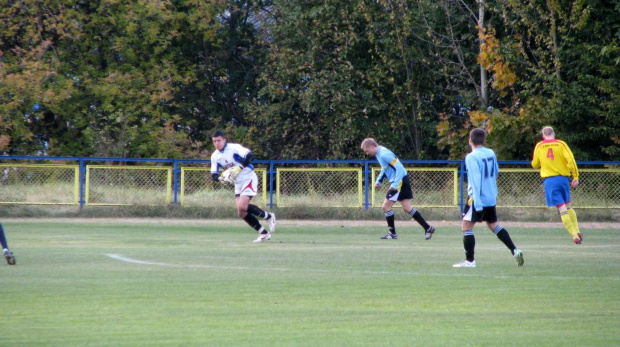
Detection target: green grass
<box><xmin>1</xmin><ymin>220</ymin><xmax>619</xmax><ymax>346</ymax></box>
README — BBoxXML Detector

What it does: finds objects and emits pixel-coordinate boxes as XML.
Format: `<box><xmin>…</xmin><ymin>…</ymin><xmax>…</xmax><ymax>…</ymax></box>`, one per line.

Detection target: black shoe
<box><xmin>3</xmin><ymin>249</ymin><xmax>15</xmax><ymax>265</ymax></box>
<box><xmin>380</xmin><ymin>233</ymin><xmax>398</xmax><ymax>239</ymax></box>
<box><xmin>425</xmin><ymin>226</ymin><xmax>435</xmax><ymax>240</ymax></box>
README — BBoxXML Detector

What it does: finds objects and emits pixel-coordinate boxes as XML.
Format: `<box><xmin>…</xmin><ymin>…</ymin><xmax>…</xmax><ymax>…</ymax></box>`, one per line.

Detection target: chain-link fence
<box><xmin>276</xmin><ymin>168</ymin><xmax>362</xmax><ymax>207</ymax></box>
<box><xmin>0</xmin><ymin>164</ymin><xmax>79</xmax><ymax>205</ymax></box>
<box><xmin>496</xmin><ymin>169</ymin><xmax>546</xmax><ymax>207</ymax></box>
<box><xmin>573</xmin><ymin>169</ymin><xmax>620</xmax><ymax>208</ymax></box>
<box><xmin>85</xmin><ymin>166</ymin><xmax>172</xmax><ymax>205</ymax></box>
<box><xmin>180</xmin><ymin>167</ymin><xmax>267</xmax><ymax>207</ymax></box>
<box><xmin>494</xmin><ymin>169</ymin><xmax>620</xmax><ymax>208</ymax></box>
<box><xmin>0</xmin><ymin>158</ymin><xmax>618</xmax><ymax>211</ymax></box>
<box><xmin>371</xmin><ymin>167</ymin><xmax>458</xmax><ymax>208</ymax></box>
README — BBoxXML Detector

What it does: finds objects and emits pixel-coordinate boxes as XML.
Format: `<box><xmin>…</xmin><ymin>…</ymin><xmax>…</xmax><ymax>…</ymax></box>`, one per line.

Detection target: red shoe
<box><xmin>573</xmin><ymin>236</ymin><xmax>582</xmax><ymax>244</ymax></box>
<box><xmin>578</xmin><ymin>233</ymin><xmax>583</xmax><ymax>242</ymax></box>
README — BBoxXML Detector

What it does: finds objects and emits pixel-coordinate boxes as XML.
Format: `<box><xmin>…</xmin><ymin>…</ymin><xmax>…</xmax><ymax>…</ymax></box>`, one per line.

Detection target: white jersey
<box><xmin>211</xmin><ymin>142</ymin><xmax>258</xmax><ymax>196</ymax></box>
<box><xmin>210</xmin><ymin>143</ymin><xmax>254</xmax><ymax>174</ymax></box>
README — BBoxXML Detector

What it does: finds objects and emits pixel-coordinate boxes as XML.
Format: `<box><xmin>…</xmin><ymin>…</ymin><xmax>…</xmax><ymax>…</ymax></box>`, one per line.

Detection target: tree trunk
<box><xmin>478</xmin><ymin>0</ymin><xmax>488</xmax><ymax>108</ymax></box>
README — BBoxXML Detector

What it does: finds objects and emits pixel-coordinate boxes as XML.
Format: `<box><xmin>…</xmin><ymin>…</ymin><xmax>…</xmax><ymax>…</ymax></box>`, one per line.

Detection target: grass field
<box><xmin>1</xmin><ymin>219</ymin><xmax>619</xmax><ymax>346</ymax></box>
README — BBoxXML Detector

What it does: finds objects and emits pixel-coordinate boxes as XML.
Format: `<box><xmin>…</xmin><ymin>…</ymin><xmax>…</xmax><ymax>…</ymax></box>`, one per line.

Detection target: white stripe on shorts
<box><xmin>463</xmin><ymin>205</ymin><xmax>473</xmax><ymax>222</ymax></box>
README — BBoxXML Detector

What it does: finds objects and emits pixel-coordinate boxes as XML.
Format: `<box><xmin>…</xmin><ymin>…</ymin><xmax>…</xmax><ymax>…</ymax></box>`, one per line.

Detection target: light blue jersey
<box><xmin>375</xmin><ymin>146</ymin><xmax>407</xmax><ymax>190</ymax></box>
<box><xmin>465</xmin><ymin>146</ymin><xmax>499</xmax><ymax>211</ymax></box>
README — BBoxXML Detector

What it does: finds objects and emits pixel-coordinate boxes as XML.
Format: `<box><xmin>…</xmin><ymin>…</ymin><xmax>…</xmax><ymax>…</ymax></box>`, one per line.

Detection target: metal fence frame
<box><xmin>370</xmin><ymin>166</ymin><xmax>459</xmax><ymax>208</ymax></box>
<box><xmin>275</xmin><ymin>167</ymin><xmax>364</xmax><ymax>208</ymax></box>
<box><xmin>0</xmin><ymin>163</ymin><xmax>80</xmax><ymax>205</ymax></box>
<box><xmin>1</xmin><ymin>156</ymin><xmax>618</xmax><ymax>210</ymax></box>
<box><xmin>85</xmin><ymin>165</ymin><xmax>173</xmax><ymax>206</ymax></box>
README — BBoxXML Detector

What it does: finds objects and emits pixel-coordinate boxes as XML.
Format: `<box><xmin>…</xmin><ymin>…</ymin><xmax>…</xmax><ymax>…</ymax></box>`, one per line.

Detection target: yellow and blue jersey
<box><xmin>465</xmin><ymin>146</ymin><xmax>499</xmax><ymax>211</ymax></box>
<box><xmin>374</xmin><ymin>146</ymin><xmax>407</xmax><ymax>190</ymax></box>
<box><xmin>531</xmin><ymin>139</ymin><xmax>579</xmax><ymax>180</ymax></box>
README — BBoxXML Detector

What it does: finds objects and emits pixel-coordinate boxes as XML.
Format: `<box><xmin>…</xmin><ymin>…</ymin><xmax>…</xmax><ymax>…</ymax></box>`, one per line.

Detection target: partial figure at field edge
<box><xmin>1</xmin><ymin>223</ymin><xmax>16</xmax><ymax>265</ymax></box>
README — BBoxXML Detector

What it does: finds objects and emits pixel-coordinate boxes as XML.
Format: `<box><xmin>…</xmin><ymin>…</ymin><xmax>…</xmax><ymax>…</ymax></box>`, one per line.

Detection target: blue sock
<box><xmin>0</xmin><ymin>223</ymin><xmax>8</xmax><ymax>249</ymax></box>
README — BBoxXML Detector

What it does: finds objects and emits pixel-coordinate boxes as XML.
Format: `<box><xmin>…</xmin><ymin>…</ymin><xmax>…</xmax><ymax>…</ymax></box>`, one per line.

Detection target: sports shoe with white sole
<box><xmin>3</xmin><ymin>249</ymin><xmax>15</xmax><ymax>265</ymax></box>
<box><xmin>268</xmin><ymin>213</ymin><xmax>276</xmax><ymax>233</ymax></box>
<box><xmin>253</xmin><ymin>232</ymin><xmax>271</xmax><ymax>243</ymax></box>
<box><xmin>425</xmin><ymin>226</ymin><xmax>435</xmax><ymax>240</ymax></box>
<box><xmin>513</xmin><ymin>249</ymin><xmax>524</xmax><ymax>266</ymax></box>
<box><xmin>453</xmin><ymin>259</ymin><xmax>476</xmax><ymax>268</ymax></box>
<box><xmin>380</xmin><ymin>233</ymin><xmax>398</xmax><ymax>239</ymax></box>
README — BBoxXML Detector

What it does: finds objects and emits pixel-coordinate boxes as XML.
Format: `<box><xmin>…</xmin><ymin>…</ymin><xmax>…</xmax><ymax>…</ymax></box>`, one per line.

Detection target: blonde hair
<box><xmin>360</xmin><ymin>138</ymin><xmax>378</xmax><ymax>149</ymax></box>
<box><xmin>542</xmin><ymin>126</ymin><xmax>555</xmax><ymax>138</ymax></box>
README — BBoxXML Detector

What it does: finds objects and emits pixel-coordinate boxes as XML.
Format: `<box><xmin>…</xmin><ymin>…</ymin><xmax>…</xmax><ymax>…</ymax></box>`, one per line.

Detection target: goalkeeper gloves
<box><xmin>219</xmin><ymin>166</ymin><xmax>244</xmax><ymax>184</ymax></box>
<box><xmin>230</xmin><ymin>166</ymin><xmax>243</xmax><ymax>181</ymax></box>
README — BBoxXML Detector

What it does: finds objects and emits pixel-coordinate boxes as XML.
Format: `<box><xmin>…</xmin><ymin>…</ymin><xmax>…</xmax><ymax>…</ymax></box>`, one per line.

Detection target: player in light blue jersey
<box><xmin>453</xmin><ymin>128</ymin><xmax>523</xmax><ymax>268</ymax></box>
<box><xmin>361</xmin><ymin>138</ymin><xmax>435</xmax><ymax>240</ymax></box>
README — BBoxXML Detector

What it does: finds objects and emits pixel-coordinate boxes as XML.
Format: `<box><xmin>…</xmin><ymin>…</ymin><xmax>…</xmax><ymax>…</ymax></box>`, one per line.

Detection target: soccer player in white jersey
<box><xmin>360</xmin><ymin>138</ymin><xmax>436</xmax><ymax>240</ymax></box>
<box><xmin>210</xmin><ymin>130</ymin><xmax>276</xmax><ymax>242</ymax></box>
<box><xmin>454</xmin><ymin>128</ymin><xmax>523</xmax><ymax>268</ymax></box>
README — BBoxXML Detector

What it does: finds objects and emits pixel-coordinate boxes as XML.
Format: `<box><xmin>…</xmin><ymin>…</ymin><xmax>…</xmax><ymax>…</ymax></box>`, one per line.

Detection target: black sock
<box><xmin>385</xmin><ymin>210</ymin><xmax>396</xmax><ymax>234</ymax></box>
<box><xmin>493</xmin><ymin>225</ymin><xmax>516</xmax><ymax>254</ymax></box>
<box><xmin>410</xmin><ymin>209</ymin><xmax>430</xmax><ymax>231</ymax></box>
<box><xmin>247</xmin><ymin>204</ymin><xmax>269</xmax><ymax>219</ymax></box>
<box><xmin>463</xmin><ymin>230</ymin><xmax>475</xmax><ymax>261</ymax></box>
<box><xmin>242</xmin><ymin>214</ymin><xmax>266</xmax><ymax>233</ymax></box>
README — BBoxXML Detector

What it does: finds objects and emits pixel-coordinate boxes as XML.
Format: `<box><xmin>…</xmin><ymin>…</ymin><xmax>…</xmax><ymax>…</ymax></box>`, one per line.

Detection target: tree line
<box><xmin>1</xmin><ymin>0</ymin><xmax>618</xmax><ymax>161</ymax></box>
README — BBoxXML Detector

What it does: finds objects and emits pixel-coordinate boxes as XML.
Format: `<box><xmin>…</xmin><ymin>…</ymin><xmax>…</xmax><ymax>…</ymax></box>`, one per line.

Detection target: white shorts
<box><xmin>234</xmin><ymin>170</ymin><xmax>258</xmax><ymax>197</ymax></box>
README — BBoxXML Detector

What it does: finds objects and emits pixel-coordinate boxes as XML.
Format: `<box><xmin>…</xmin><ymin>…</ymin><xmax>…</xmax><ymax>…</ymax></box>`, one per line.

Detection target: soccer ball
<box><xmin>220</xmin><ymin>167</ymin><xmax>237</xmax><ymax>184</ymax></box>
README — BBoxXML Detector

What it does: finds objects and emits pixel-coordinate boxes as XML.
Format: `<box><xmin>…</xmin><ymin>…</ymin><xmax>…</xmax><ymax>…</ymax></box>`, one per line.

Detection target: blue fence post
<box><xmin>363</xmin><ymin>160</ymin><xmax>370</xmax><ymax>210</ymax></box>
<box><xmin>79</xmin><ymin>159</ymin><xmax>86</xmax><ymax>209</ymax></box>
<box><xmin>459</xmin><ymin>160</ymin><xmax>465</xmax><ymax>212</ymax></box>
<box><xmin>173</xmin><ymin>161</ymin><xmax>179</xmax><ymax>204</ymax></box>
<box><xmin>268</xmin><ymin>161</ymin><xmax>275</xmax><ymax>209</ymax></box>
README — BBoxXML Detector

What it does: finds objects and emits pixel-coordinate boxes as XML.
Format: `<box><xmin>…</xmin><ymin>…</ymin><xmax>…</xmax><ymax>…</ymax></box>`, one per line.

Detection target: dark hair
<box><xmin>470</xmin><ymin>128</ymin><xmax>486</xmax><ymax>146</ymax></box>
<box><xmin>212</xmin><ymin>130</ymin><xmax>226</xmax><ymax>138</ymax></box>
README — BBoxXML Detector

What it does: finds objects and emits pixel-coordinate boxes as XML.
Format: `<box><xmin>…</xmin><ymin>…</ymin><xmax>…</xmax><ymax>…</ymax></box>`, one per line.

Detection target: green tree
<box><xmin>0</xmin><ymin>1</ymin><xmax>76</xmax><ymax>154</ymax></box>
<box><xmin>1</xmin><ymin>0</ymin><xmax>617</xmax><ymax>161</ymax></box>
<box><xmin>359</xmin><ymin>0</ymin><xmax>446</xmax><ymax>159</ymax></box>
<box><xmin>1</xmin><ymin>0</ymin><xmax>271</xmax><ymax>158</ymax></box>
<box><xmin>485</xmin><ymin>0</ymin><xmax>620</xmax><ymax>160</ymax></box>
<box><xmin>244</xmin><ymin>1</ymin><xmax>379</xmax><ymax>159</ymax></box>
<box><xmin>172</xmin><ymin>0</ymin><xmax>273</xmax><ymax>148</ymax></box>
<box><xmin>245</xmin><ymin>0</ymin><xmax>451</xmax><ymax>159</ymax></box>
<box><xmin>434</xmin><ymin>0</ymin><xmax>619</xmax><ymax>161</ymax></box>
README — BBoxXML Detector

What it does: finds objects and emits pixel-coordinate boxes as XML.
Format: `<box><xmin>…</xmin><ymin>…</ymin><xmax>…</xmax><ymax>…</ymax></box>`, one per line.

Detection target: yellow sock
<box><xmin>568</xmin><ymin>208</ymin><xmax>580</xmax><ymax>233</ymax></box>
<box><xmin>560</xmin><ymin>212</ymin><xmax>578</xmax><ymax>238</ymax></box>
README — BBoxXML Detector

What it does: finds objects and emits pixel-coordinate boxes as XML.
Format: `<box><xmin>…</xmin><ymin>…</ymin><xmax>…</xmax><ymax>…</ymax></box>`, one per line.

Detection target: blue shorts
<box><xmin>543</xmin><ymin>176</ymin><xmax>571</xmax><ymax>207</ymax></box>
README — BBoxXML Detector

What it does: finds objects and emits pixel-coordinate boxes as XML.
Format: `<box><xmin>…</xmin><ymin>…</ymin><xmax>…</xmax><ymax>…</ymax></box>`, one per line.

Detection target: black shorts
<box><xmin>385</xmin><ymin>175</ymin><xmax>414</xmax><ymax>202</ymax></box>
<box><xmin>462</xmin><ymin>198</ymin><xmax>498</xmax><ymax>223</ymax></box>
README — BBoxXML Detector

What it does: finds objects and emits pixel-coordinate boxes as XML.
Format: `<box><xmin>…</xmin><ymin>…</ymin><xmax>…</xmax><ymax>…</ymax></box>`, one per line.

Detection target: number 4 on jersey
<box><xmin>547</xmin><ymin>148</ymin><xmax>555</xmax><ymax>161</ymax></box>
